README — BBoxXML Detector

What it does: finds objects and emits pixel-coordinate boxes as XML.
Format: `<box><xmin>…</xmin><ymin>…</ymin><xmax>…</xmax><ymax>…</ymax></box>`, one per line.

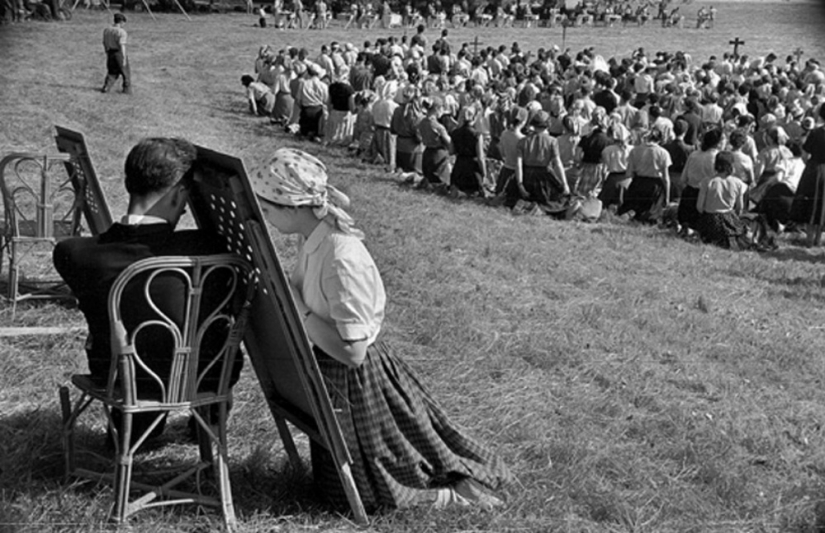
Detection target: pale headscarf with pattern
<box><xmin>251</xmin><ymin>148</ymin><xmax>364</xmax><ymax>239</ymax></box>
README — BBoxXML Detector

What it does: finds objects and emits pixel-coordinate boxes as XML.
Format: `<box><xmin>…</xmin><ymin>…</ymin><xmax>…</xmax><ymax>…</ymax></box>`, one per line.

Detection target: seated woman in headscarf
<box><xmin>750</xmin><ymin>125</ymin><xmax>793</xmax><ymax>207</ymax></box>
<box><xmin>417</xmin><ymin>97</ymin><xmax>452</xmax><ymax>189</ymax></box>
<box><xmin>391</xmin><ymin>85</ymin><xmax>424</xmax><ymax>175</ymax></box>
<box><xmin>504</xmin><ymin>110</ymin><xmax>569</xmax><ymax>209</ymax></box>
<box><xmin>695</xmin><ymin>151</ymin><xmax>751</xmax><ymax>250</ymax></box>
<box><xmin>598</xmin><ymin>123</ymin><xmax>633</xmax><ymax>210</ymax></box>
<box><xmin>450</xmin><ymin>105</ymin><xmax>488</xmax><ymax>197</ymax></box>
<box><xmin>249</xmin><ymin>148</ymin><xmax>513</xmax><ymax>512</ymax></box>
<box><xmin>617</xmin><ymin>128</ymin><xmax>672</xmax><ymax>223</ymax></box>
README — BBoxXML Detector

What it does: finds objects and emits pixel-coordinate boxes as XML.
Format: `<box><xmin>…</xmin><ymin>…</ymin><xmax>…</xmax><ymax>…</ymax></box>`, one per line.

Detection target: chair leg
<box><xmin>59</xmin><ymin>386</ymin><xmax>75</xmax><ymax>482</ymax></box>
<box><xmin>274</xmin><ymin>416</ymin><xmax>301</xmax><ymax>470</ymax></box>
<box><xmin>200</xmin><ymin>404</ymin><xmax>236</xmax><ymax>531</ymax></box>
<box><xmin>110</xmin><ymin>410</ymin><xmax>134</xmax><ymax>524</ymax></box>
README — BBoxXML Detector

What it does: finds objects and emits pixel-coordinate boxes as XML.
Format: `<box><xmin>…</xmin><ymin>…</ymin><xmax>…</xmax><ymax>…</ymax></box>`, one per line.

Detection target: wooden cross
<box><xmin>729</xmin><ymin>37</ymin><xmax>745</xmax><ymax>59</ymax></box>
<box><xmin>793</xmin><ymin>47</ymin><xmax>804</xmax><ymax>64</ymax></box>
<box><xmin>472</xmin><ymin>34</ymin><xmax>483</xmax><ymax>55</ymax></box>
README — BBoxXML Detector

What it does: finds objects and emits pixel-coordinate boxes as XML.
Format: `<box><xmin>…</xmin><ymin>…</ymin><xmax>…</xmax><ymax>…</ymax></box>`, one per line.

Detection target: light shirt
<box><xmin>372</xmin><ymin>98</ymin><xmax>398</xmax><ymax>128</ymax></box>
<box><xmin>102</xmin><ymin>25</ymin><xmax>127</xmax><ymax>51</ymax></box>
<box><xmin>626</xmin><ymin>143</ymin><xmax>672</xmax><ymax>179</ymax></box>
<box><xmin>682</xmin><ymin>149</ymin><xmax>718</xmax><ymax>189</ymax></box>
<box><xmin>499</xmin><ymin>128</ymin><xmax>525</xmax><ymax>170</ymax></box>
<box><xmin>120</xmin><ymin>214</ymin><xmax>167</xmax><ymax>225</ymax></box>
<box><xmin>296</xmin><ymin>76</ymin><xmax>329</xmax><ymax>108</ymax></box>
<box><xmin>697</xmin><ymin>175</ymin><xmax>746</xmax><ymax>214</ymax></box>
<box><xmin>601</xmin><ymin>144</ymin><xmax>631</xmax><ymax>173</ymax></box>
<box><xmin>291</xmin><ymin>221</ymin><xmax>385</xmax><ymax>344</ymax></box>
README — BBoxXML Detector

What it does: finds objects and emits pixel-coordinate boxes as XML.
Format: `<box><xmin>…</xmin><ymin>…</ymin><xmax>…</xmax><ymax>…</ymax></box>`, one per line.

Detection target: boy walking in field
<box><xmin>101</xmin><ymin>13</ymin><xmax>130</xmax><ymax>94</ymax></box>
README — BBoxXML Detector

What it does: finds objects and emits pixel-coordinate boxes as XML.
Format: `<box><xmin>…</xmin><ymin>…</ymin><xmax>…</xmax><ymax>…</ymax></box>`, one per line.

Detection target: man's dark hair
<box><xmin>114</xmin><ymin>12</ymin><xmax>126</xmax><ymax>23</ymax></box>
<box><xmin>124</xmin><ymin>138</ymin><xmax>197</xmax><ymax>196</ymax></box>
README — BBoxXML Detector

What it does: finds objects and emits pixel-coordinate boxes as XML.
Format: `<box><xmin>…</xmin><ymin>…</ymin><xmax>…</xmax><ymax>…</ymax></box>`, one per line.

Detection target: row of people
<box><xmin>241</xmin><ymin>35</ymin><xmax>825</xmax><ymax>247</ymax></box>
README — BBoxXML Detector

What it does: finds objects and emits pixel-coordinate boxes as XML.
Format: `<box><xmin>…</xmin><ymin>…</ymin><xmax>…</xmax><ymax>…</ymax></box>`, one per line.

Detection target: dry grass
<box><xmin>4</xmin><ymin>3</ymin><xmax>825</xmax><ymax>532</ymax></box>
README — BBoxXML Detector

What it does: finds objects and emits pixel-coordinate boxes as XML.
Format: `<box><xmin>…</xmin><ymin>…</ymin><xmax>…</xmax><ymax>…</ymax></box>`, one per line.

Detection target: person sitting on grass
<box><xmin>250</xmin><ymin>147</ymin><xmax>513</xmax><ymax>512</ymax></box>
<box><xmin>616</xmin><ymin>128</ymin><xmax>672</xmax><ymax>223</ymax></box>
<box><xmin>695</xmin><ymin>151</ymin><xmax>751</xmax><ymax>250</ymax></box>
<box><xmin>53</xmin><ymin>137</ymin><xmax>241</xmax><ymax>444</ymax></box>
<box><xmin>242</xmin><ymin>74</ymin><xmax>275</xmax><ymax>117</ymax></box>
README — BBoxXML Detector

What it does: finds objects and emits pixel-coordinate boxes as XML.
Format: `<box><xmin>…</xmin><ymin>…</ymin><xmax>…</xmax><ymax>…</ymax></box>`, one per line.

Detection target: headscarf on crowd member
<box><xmin>251</xmin><ymin>148</ymin><xmax>364</xmax><ymax>238</ymax></box>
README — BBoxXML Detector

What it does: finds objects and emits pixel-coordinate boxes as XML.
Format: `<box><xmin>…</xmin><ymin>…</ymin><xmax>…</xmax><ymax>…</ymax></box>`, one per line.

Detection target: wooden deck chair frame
<box><xmin>185</xmin><ymin>147</ymin><xmax>368</xmax><ymax>525</ymax></box>
<box><xmin>54</xmin><ymin>125</ymin><xmax>114</xmax><ymax>236</ymax></box>
<box><xmin>60</xmin><ymin>254</ymin><xmax>256</xmax><ymax>530</ymax></box>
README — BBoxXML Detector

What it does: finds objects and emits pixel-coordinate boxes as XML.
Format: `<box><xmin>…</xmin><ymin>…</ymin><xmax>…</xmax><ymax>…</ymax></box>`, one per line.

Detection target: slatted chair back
<box><xmin>54</xmin><ymin>126</ymin><xmax>114</xmax><ymax>235</ymax></box>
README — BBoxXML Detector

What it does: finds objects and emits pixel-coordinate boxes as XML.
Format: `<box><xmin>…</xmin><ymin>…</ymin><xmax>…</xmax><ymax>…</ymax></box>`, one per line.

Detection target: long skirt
<box><xmin>758</xmin><ymin>182</ymin><xmax>795</xmax><ymax>231</ymax></box>
<box><xmin>790</xmin><ymin>163</ymin><xmax>825</xmax><ymax>226</ymax></box>
<box><xmin>503</xmin><ymin>165</ymin><xmax>564</xmax><ymax>208</ymax></box>
<box><xmin>495</xmin><ymin>166</ymin><xmax>515</xmax><ymax>195</ymax></box>
<box><xmin>310</xmin><ymin>342</ymin><xmax>513</xmax><ymax>511</ymax></box>
<box><xmin>575</xmin><ymin>162</ymin><xmax>606</xmax><ymax>197</ymax></box>
<box><xmin>451</xmin><ymin>156</ymin><xmax>484</xmax><ymax>194</ymax></box>
<box><xmin>696</xmin><ymin>212</ymin><xmax>751</xmax><ymax>250</ymax></box>
<box><xmin>598</xmin><ymin>171</ymin><xmax>631</xmax><ymax>208</ymax></box>
<box><xmin>272</xmin><ymin>92</ymin><xmax>294</xmax><ymax>124</ymax></box>
<box><xmin>325</xmin><ymin>109</ymin><xmax>355</xmax><ymax>146</ymax></box>
<box><xmin>422</xmin><ymin>147</ymin><xmax>451</xmax><ymax>184</ymax></box>
<box><xmin>677</xmin><ymin>184</ymin><xmax>701</xmax><ymax>230</ymax></box>
<box><xmin>617</xmin><ymin>175</ymin><xmax>665</xmax><ymax>223</ymax></box>
<box><xmin>299</xmin><ymin>104</ymin><xmax>325</xmax><ymax>138</ymax></box>
<box><xmin>396</xmin><ymin>150</ymin><xmax>423</xmax><ymax>174</ymax></box>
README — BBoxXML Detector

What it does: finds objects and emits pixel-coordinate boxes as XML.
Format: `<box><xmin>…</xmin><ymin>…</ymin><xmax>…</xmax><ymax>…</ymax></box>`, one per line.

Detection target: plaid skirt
<box><xmin>617</xmin><ymin>175</ymin><xmax>665</xmax><ymax>223</ymax></box>
<box><xmin>310</xmin><ymin>341</ymin><xmax>513</xmax><ymax>511</ymax></box>
<box><xmin>575</xmin><ymin>162</ymin><xmax>606</xmax><ymax>197</ymax></box>
<box><xmin>696</xmin><ymin>211</ymin><xmax>751</xmax><ymax>250</ymax></box>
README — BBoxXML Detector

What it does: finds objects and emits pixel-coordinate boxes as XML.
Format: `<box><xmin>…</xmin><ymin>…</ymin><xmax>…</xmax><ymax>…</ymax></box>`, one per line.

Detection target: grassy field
<box><xmin>3</xmin><ymin>3</ymin><xmax>825</xmax><ymax>532</ymax></box>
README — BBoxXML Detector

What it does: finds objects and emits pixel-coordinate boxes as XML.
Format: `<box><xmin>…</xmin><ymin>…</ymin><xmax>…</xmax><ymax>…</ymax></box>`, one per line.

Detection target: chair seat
<box><xmin>71</xmin><ymin>374</ymin><xmax>228</xmax><ymax>411</ymax></box>
<box><xmin>8</xmin><ymin>219</ymin><xmax>77</xmax><ymax>240</ymax></box>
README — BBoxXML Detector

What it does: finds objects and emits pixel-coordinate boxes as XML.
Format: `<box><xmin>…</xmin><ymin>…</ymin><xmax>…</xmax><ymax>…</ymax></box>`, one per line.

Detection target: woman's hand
<box><xmin>518</xmin><ymin>181</ymin><xmax>529</xmax><ymax>198</ymax></box>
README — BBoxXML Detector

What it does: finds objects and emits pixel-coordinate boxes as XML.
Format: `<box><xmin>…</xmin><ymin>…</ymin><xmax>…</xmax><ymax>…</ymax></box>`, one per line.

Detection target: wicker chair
<box><xmin>59</xmin><ymin>254</ymin><xmax>255</xmax><ymax>530</ymax></box>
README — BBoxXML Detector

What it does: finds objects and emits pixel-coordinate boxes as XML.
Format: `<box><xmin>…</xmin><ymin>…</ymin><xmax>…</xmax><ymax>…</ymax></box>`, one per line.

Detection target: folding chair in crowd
<box><xmin>186</xmin><ymin>147</ymin><xmax>369</xmax><ymax>525</ymax></box>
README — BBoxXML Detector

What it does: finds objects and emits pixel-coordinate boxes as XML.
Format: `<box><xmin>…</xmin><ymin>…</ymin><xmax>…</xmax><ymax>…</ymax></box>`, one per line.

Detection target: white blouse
<box><xmin>291</xmin><ymin>221</ymin><xmax>385</xmax><ymax>345</ymax></box>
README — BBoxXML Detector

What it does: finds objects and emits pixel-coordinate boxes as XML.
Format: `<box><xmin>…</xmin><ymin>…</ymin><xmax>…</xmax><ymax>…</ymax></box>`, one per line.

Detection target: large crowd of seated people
<box><xmin>242</xmin><ymin>28</ymin><xmax>825</xmax><ymax>251</ymax></box>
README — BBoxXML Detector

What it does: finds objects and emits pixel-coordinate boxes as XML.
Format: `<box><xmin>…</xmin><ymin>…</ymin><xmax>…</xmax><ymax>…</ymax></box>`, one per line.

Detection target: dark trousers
<box><xmin>103</xmin><ymin>50</ymin><xmax>131</xmax><ymax>92</ymax></box>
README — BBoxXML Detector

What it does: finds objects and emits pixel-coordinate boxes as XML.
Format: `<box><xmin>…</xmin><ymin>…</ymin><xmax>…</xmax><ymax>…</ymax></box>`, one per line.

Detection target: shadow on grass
<box><xmin>0</xmin><ymin>404</ymin><xmax>338</xmax><ymax>526</ymax></box>
<box><xmin>759</xmin><ymin>246</ymin><xmax>825</xmax><ymax>265</ymax></box>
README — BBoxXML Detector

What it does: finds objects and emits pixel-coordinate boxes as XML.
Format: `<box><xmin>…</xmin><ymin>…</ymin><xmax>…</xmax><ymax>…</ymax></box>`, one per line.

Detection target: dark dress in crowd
<box><xmin>450</xmin><ymin>123</ymin><xmax>485</xmax><ymax>194</ymax></box>
<box><xmin>391</xmin><ymin>101</ymin><xmax>424</xmax><ymax>173</ymax></box>
<box><xmin>790</xmin><ymin>126</ymin><xmax>825</xmax><ymax>227</ymax></box>
<box><xmin>617</xmin><ymin>141</ymin><xmax>672</xmax><ymax>222</ymax></box>
<box><xmin>504</xmin><ymin>130</ymin><xmax>565</xmax><ymax>208</ymax></box>
<box><xmin>418</xmin><ymin>115</ymin><xmax>452</xmax><ymax>184</ymax></box>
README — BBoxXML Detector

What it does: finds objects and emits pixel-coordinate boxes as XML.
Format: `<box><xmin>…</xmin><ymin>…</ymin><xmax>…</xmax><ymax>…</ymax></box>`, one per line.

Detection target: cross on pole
<box><xmin>472</xmin><ymin>35</ymin><xmax>483</xmax><ymax>55</ymax></box>
<box><xmin>729</xmin><ymin>37</ymin><xmax>745</xmax><ymax>59</ymax></box>
<box><xmin>793</xmin><ymin>47</ymin><xmax>804</xmax><ymax>64</ymax></box>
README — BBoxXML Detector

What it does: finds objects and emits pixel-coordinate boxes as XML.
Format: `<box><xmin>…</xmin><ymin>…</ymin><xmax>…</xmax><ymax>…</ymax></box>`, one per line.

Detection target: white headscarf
<box><xmin>251</xmin><ymin>148</ymin><xmax>363</xmax><ymax>238</ymax></box>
